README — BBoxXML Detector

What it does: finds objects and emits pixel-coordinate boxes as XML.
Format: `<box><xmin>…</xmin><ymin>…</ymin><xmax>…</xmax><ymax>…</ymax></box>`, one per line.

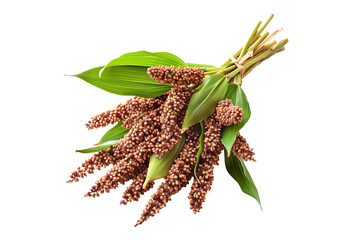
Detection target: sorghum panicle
<box><xmin>188</xmin><ymin>115</ymin><xmax>222</xmax><ymax>213</ymax></box>
<box><xmin>84</xmin><ymin>106</ymin><xmax>165</xmax><ymax>197</ymax></box>
<box><xmin>85</xmin><ymin>96</ymin><xmax>166</xmax><ymax>130</ymax></box>
<box><xmin>215</xmin><ymin>99</ymin><xmax>244</xmax><ymax>126</ymax></box>
<box><xmin>188</xmin><ymin>99</ymin><xmax>244</xmax><ymax>213</ymax></box>
<box><xmin>67</xmin><ymin>146</ymin><xmax>117</xmax><ymax>183</ymax></box>
<box><xmin>135</xmin><ymin>126</ymin><xmax>200</xmax><ymax>227</ymax></box>
<box><xmin>147</xmin><ymin>66</ymin><xmax>205</xmax><ymax>87</ymax></box>
<box><xmin>153</xmin><ymin>86</ymin><xmax>195</xmax><ymax>157</ymax></box>
<box><xmin>232</xmin><ymin>133</ymin><xmax>255</xmax><ymax>161</ymax></box>
<box><xmin>112</xmin><ymin>105</ymin><xmax>163</xmax><ymax>160</ymax></box>
<box><xmin>120</xmin><ymin>169</ymin><xmax>155</xmax><ymax>205</ymax></box>
<box><xmin>84</xmin><ymin>156</ymin><xmax>145</xmax><ymax>198</ymax></box>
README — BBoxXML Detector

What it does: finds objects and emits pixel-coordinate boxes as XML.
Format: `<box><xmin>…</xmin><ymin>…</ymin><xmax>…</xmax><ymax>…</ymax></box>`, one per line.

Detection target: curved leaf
<box><xmin>76</xmin><ymin>141</ymin><xmax>118</xmax><ymax>153</ymax></box>
<box><xmin>182</xmin><ymin>75</ymin><xmax>228</xmax><ymax>131</ymax></box>
<box><xmin>221</xmin><ymin>84</ymin><xmax>251</xmax><ymax>154</ymax></box>
<box><xmin>107</xmin><ymin>51</ymin><xmax>187</xmax><ymax>68</ymax></box>
<box><xmin>225</xmin><ymin>150</ymin><xmax>261</xmax><ymax>208</ymax></box>
<box><xmin>186</xmin><ymin>63</ymin><xmax>216</xmax><ymax>68</ymax></box>
<box><xmin>98</xmin><ymin>121</ymin><xmax>130</xmax><ymax>145</ymax></box>
<box><xmin>143</xmin><ymin>134</ymin><xmax>186</xmax><ymax>188</ymax></box>
<box><xmin>194</xmin><ymin>121</ymin><xmax>205</xmax><ymax>180</ymax></box>
<box><xmin>71</xmin><ymin>66</ymin><xmax>172</xmax><ymax>98</ymax></box>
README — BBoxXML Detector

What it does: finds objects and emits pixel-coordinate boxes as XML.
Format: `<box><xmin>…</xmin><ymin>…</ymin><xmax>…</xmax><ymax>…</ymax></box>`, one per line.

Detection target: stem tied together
<box><xmin>204</xmin><ymin>14</ymin><xmax>288</xmax><ymax>86</ymax></box>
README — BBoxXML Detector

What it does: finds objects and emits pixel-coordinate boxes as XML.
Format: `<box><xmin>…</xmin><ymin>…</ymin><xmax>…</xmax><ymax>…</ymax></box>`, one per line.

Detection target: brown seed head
<box><xmin>147</xmin><ymin>66</ymin><xmax>205</xmax><ymax>87</ymax></box>
<box><xmin>85</xmin><ymin>96</ymin><xmax>166</xmax><ymax>130</ymax></box>
<box><xmin>153</xmin><ymin>87</ymin><xmax>195</xmax><ymax>157</ymax></box>
<box><xmin>232</xmin><ymin>132</ymin><xmax>255</xmax><ymax>161</ymax></box>
<box><xmin>67</xmin><ymin>146</ymin><xmax>118</xmax><ymax>183</ymax></box>
<box><xmin>120</xmin><ymin>169</ymin><xmax>155</xmax><ymax>205</ymax></box>
<box><xmin>188</xmin><ymin>114</ymin><xmax>224</xmax><ymax>213</ymax></box>
<box><xmin>215</xmin><ymin>99</ymin><xmax>243</xmax><ymax>126</ymax></box>
<box><xmin>135</xmin><ymin>127</ymin><xmax>200</xmax><ymax>227</ymax></box>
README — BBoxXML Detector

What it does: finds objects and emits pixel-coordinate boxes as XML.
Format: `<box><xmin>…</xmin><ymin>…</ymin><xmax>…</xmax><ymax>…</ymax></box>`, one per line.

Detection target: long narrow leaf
<box><xmin>221</xmin><ymin>84</ymin><xmax>251</xmax><ymax>154</ymax></box>
<box><xmin>194</xmin><ymin>122</ymin><xmax>205</xmax><ymax>180</ymax></box>
<box><xmin>107</xmin><ymin>51</ymin><xmax>187</xmax><ymax>68</ymax></box>
<box><xmin>76</xmin><ymin>141</ymin><xmax>118</xmax><ymax>154</ymax></box>
<box><xmin>98</xmin><ymin>121</ymin><xmax>130</xmax><ymax>145</ymax></box>
<box><xmin>71</xmin><ymin>66</ymin><xmax>172</xmax><ymax>98</ymax></box>
<box><xmin>186</xmin><ymin>63</ymin><xmax>216</xmax><ymax>68</ymax></box>
<box><xmin>225</xmin><ymin>150</ymin><xmax>261</xmax><ymax>208</ymax></box>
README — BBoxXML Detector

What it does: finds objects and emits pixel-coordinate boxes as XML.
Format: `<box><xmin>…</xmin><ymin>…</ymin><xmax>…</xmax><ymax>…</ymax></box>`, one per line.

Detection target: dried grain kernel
<box><xmin>232</xmin><ymin>133</ymin><xmax>255</xmax><ymax>161</ymax></box>
<box><xmin>148</xmin><ymin>66</ymin><xmax>205</xmax><ymax>87</ymax></box>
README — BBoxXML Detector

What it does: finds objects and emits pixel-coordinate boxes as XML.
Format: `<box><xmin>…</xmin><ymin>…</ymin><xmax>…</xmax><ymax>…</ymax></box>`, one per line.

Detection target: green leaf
<box><xmin>98</xmin><ymin>121</ymin><xmax>130</xmax><ymax>145</ymax></box>
<box><xmin>221</xmin><ymin>84</ymin><xmax>251</xmax><ymax>154</ymax></box>
<box><xmin>107</xmin><ymin>51</ymin><xmax>187</xmax><ymax>68</ymax></box>
<box><xmin>143</xmin><ymin>134</ymin><xmax>186</xmax><ymax>188</ymax></box>
<box><xmin>76</xmin><ymin>141</ymin><xmax>118</xmax><ymax>153</ymax></box>
<box><xmin>182</xmin><ymin>75</ymin><xmax>228</xmax><ymax>131</ymax></box>
<box><xmin>186</xmin><ymin>63</ymin><xmax>216</xmax><ymax>68</ymax></box>
<box><xmin>225</xmin><ymin>150</ymin><xmax>261</xmax><ymax>208</ymax></box>
<box><xmin>71</xmin><ymin>65</ymin><xmax>172</xmax><ymax>98</ymax></box>
<box><xmin>76</xmin><ymin>121</ymin><xmax>129</xmax><ymax>154</ymax></box>
<box><xmin>194</xmin><ymin>121</ymin><xmax>205</xmax><ymax>180</ymax></box>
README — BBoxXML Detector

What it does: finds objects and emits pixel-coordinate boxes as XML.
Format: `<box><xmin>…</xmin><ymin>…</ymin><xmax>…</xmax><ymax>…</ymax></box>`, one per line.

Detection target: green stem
<box><xmin>239</xmin><ymin>21</ymin><xmax>261</xmax><ymax>58</ymax></box>
<box><xmin>220</xmin><ymin>20</ymin><xmax>266</xmax><ymax>68</ymax></box>
<box><xmin>222</xmin><ymin>65</ymin><xmax>237</xmax><ymax>74</ymax></box>
<box><xmin>227</xmin><ymin>48</ymin><xmax>273</xmax><ymax>78</ymax></box>
<box><xmin>227</xmin><ymin>68</ymin><xmax>239</xmax><ymax>78</ymax></box>
<box><xmin>256</xmin><ymin>14</ymin><xmax>274</xmax><ymax>37</ymax></box>
<box><xmin>248</xmin><ymin>32</ymin><xmax>269</xmax><ymax>52</ymax></box>
<box><xmin>204</xmin><ymin>70</ymin><xmax>220</xmax><ymax>75</ymax></box>
<box><xmin>243</xmin><ymin>62</ymin><xmax>260</xmax><ymax>78</ymax></box>
<box><xmin>256</xmin><ymin>40</ymin><xmax>277</xmax><ymax>53</ymax></box>
<box><xmin>243</xmin><ymin>48</ymin><xmax>272</xmax><ymax>68</ymax></box>
<box><xmin>264</xmin><ymin>39</ymin><xmax>288</xmax><ymax>60</ymax></box>
<box><xmin>211</xmin><ymin>15</ymin><xmax>286</xmax><ymax>85</ymax></box>
<box><xmin>220</xmin><ymin>47</ymin><xmax>243</xmax><ymax>68</ymax></box>
<box><xmin>236</xmin><ymin>74</ymin><xmax>242</xmax><ymax>85</ymax></box>
<box><xmin>205</xmin><ymin>67</ymin><xmax>224</xmax><ymax>72</ymax></box>
<box><xmin>263</xmin><ymin>40</ymin><xmax>277</xmax><ymax>49</ymax></box>
<box><xmin>219</xmin><ymin>33</ymin><xmax>261</xmax><ymax>68</ymax></box>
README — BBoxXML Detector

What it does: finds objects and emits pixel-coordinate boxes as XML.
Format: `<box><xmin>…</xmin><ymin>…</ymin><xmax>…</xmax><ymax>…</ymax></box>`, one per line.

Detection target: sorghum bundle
<box><xmin>67</xmin><ymin>15</ymin><xmax>287</xmax><ymax>226</ymax></box>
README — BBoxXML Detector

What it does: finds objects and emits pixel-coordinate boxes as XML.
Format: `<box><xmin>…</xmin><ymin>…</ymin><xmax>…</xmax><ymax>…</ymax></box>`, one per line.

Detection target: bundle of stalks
<box><xmin>67</xmin><ymin>14</ymin><xmax>287</xmax><ymax>226</ymax></box>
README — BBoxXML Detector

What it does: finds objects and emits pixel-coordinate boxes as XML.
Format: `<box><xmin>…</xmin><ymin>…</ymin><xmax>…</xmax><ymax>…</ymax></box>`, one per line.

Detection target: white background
<box><xmin>1</xmin><ymin>0</ymin><xmax>359</xmax><ymax>239</ymax></box>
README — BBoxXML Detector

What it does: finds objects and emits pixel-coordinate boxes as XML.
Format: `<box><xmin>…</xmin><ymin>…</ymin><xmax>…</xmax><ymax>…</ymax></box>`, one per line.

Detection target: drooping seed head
<box><xmin>135</xmin><ymin>126</ymin><xmax>200</xmax><ymax>227</ymax></box>
<box><xmin>232</xmin><ymin>133</ymin><xmax>255</xmax><ymax>161</ymax></box>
